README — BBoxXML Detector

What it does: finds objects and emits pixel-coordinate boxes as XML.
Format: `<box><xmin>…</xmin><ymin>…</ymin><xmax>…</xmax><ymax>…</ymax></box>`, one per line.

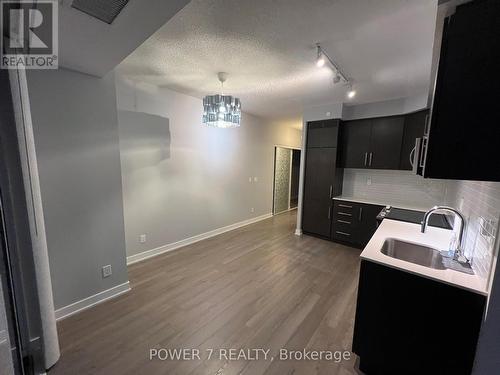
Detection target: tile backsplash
<box><xmin>342</xmin><ymin>169</ymin><xmax>500</xmax><ymax>289</ymax></box>
<box><xmin>444</xmin><ymin>180</ymin><xmax>500</xmax><ymax>285</ymax></box>
<box><xmin>342</xmin><ymin>169</ymin><xmax>448</xmax><ymax>209</ymax></box>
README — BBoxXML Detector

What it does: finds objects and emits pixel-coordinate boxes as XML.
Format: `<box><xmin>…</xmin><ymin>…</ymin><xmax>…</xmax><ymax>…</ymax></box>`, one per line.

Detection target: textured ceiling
<box><xmin>117</xmin><ymin>0</ymin><xmax>438</xmax><ymax>120</ymax></box>
<box><xmin>58</xmin><ymin>0</ymin><xmax>190</xmax><ymax>76</ymax></box>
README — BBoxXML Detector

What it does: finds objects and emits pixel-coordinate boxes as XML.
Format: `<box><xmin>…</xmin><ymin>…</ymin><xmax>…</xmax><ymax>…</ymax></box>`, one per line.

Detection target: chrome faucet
<box><xmin>421</xmin><ymin>206</ymin><xmax>468</xmax><ymax>264</ymax></box>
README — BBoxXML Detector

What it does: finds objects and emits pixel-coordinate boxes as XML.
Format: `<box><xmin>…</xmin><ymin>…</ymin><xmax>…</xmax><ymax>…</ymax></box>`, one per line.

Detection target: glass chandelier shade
<box><xmin>203</xmin><ymin>73</ymin><xmax>241</xmax><ymax>128</ymax></box>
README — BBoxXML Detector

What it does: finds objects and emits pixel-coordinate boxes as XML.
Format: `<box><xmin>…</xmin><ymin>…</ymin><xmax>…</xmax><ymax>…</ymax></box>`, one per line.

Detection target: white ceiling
<box><xmin>117</xmin><ymin>0</ymin><xmax>438</xmax><ymax>120</ymax></box>
<box><xmin>58</xmin><ymin>0</ymin><xmax>190</xmax><ymax>76</ymax></box>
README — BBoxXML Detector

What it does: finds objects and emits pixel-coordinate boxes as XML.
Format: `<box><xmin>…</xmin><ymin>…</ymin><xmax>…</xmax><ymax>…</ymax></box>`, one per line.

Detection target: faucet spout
<box><xmin>421</xmin><ymin>206</ymin><xmax>468</xmax><ymax>263</ymax></box>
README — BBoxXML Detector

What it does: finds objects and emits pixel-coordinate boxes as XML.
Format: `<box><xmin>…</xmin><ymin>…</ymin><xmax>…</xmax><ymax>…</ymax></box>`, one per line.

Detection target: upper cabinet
<box><xmin>306</xmin><ymin>120</ymin><xmax>339</xmax><ymax>148</ymax></box>
<box><xmin>340</xmin><ymin>119</ymin><xmax>372</xmax><ymax>168</ymax></box>
<box><xmin>369</xmin><ymin>116</ymin><xmax>405</xmax><ymax>169</ymax></box>
<box><xmin>340</xmin><ymin>116</ymin><xmax>405</xmax><ymax>170</ymax></box>
<box><xmin>421</xmin><ymin>0</ymin><xmax>500</xmax><ymax>181</ymax></box>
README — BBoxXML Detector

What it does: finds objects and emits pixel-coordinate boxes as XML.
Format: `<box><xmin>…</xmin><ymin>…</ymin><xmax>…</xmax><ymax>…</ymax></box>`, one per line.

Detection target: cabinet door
<box><xmin>400</xmin><ymin>110</ymin><xmax>429</xmax><ymax>170</ymax></box>
<box><xmin>340</xmin><ymin>120</ymin><xmax>371</xmax><ymax>168</ymax></box>
<box><xmin>307</xmin><ymin>120</ymin><xmax>339</xmax><ymax>148</ymax></box>
<box><xmin>357</xmin><ymin>203</ymin><xmax>384</xmax><ymax>247</ymax></box>
<box><xmin>424</xmin><ymin>0</ymin><xmax>500</xmax><ymax>181</ymax></box>
<box><xmin>369</xmin><ymin>116</ymin><xmax>405</xmax><ymax>169</ymax></box>
<box><xmin>302</xmin><ymin>148</ymin><xmax>337</xmax><ymax>238</ymax></box>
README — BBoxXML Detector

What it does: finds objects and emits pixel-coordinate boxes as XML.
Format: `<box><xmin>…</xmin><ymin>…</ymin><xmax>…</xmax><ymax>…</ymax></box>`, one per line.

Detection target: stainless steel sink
<box><xmin>381</xmin><ymin>238</ymin><xmax>447</xmax><ymax>270</ymax></box>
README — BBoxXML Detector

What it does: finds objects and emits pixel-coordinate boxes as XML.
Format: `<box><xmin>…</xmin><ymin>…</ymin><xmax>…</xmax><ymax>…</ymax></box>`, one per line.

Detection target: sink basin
<box><xmin>380</xmin><ymin>238</ymin><xmax>446</xmax><ymax>270</ymax></box>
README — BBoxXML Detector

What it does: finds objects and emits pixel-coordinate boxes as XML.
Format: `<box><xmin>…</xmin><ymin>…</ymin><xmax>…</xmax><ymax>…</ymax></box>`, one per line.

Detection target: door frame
<box><xmin>272</xmin><ymin>145</ymin><xmax>301</xmax><ymax>215</ymax></box>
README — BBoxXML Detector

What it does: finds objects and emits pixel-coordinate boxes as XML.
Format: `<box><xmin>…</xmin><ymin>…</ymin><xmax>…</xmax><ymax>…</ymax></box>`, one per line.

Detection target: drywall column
<box><xmin>9</xmin><ymin>69</ymin><xmax>59</xmax><ymax>369</ymax></box>
<box><xmin>26</xmin><ymin>68</ymin><xmax>129</xmax><ymax>316</ymax></box>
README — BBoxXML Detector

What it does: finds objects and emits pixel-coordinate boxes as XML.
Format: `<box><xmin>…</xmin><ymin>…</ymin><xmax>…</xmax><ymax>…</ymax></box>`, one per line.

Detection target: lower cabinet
<box><xmin>332</xmin><ymin>200</ymin><xmax>383</xmax><ymax>248</ymax></box>
<box><xmin>353</xmin><ymin>260</ymin><xmax>486</xmax><ymax>375</ymax></box>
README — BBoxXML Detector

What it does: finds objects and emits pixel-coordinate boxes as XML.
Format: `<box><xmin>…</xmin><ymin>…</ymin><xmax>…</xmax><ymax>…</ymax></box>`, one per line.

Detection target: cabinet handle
<box><xmin>329</xmin><ymin>185</ymin><xmax>333</xmax><ymax>199</ymax></box>
<box><xmin>368</xmin><ymin>152</ymin><xmax>373</xmax><ymax>166</ymax></box>
<box><xmin>337</xmin><ymin>219</ymin><xmax>351</xmax><ymax>224</ymax></box>
<box><xmin>424</xmin><ymin>114</ymin><xmax>430</xmax><ymax>136</ymax></box>
<box><xmin>328</xmin><ymin>206</ymin><xmax>331</xmax><ymax>219</ymax></box>
<box><xmin>338</xmin><ymin>204</ymin><xmax>352</xmax><ymax>208</ymax></box>
<box><xmin>336</xmin><ymin>231</ymin><xmax>351</xmax><ymax>236</ymax></box>
<box><xmin>419</xmin><ymin>137</ymin><xmax>428</xmax><ymax>168</ymax></box>
<box><xmin>359</xmin><ymin>207</ymin><xmax>363</xmax><ymax>221</ymax></box>
<box><xmin>338</xmin><ymin>212</ymin><xmax>352</xmax><ymax>217</ymax></box>
<box><xmin>364</xmin><ymin>152</ymin><xmax>368</xmax><ymax>166</ymax></box>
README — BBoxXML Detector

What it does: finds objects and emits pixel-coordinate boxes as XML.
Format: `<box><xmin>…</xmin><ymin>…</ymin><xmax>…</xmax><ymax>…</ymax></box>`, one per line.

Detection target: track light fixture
<box><xmin>315</xmin><ymin>43</ymin><xmax>356</xmax><ymax>99</ymax></box>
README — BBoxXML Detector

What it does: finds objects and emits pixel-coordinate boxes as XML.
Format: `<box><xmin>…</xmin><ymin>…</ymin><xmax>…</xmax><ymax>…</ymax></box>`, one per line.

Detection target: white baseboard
<box><xmin>55</xmin><ymin>282</ymin><xmax>130</xmax><ymax>321</ymax></box>
<box><xmin>294</xmin><ymin>228</ymin><xmax>302</xmax><ymax>236</ymax></box>
<box><xmin>127</xmin><ymin>213</ymin><xmax>273</xmax><ymax>265</ymax></box>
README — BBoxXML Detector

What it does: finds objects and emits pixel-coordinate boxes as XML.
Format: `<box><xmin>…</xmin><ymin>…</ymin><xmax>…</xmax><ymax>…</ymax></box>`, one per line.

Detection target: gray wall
<box><xmin>26</xmin><ymin>68</ymin><xmax>128</xmax><ymax>310</ymax></box>
<box><xmin>116</xmin><ymin>77</ymin><xmax>302</xmax><ymax>258</ymax></box>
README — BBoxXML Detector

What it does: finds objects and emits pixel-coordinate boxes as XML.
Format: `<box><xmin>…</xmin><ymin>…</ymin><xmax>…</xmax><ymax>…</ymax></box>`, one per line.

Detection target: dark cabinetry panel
<box><xmin>306</xmin><ymin>120</ymin><xmax>339</xmax><ymax>148</ymax></box>
<box><xmin>302</xmin><ymin>148</ymin><xmax>338</xmax><ymax>238</ymax></box>
<box><xmin>302</xmin><ymin>119</ymin><xmax>343</xmax><ymax>239</ymax></box>
<box><xmin>424</xmin><ymin>0</ymin><xmax>500</xmax><ymax>181</ymax></box>
<box><xmin>332</xmin><ymin>200</ymin><xmax>383</xmax><ymax>248</ymax></box>
<box><xmin>340</xmin><ymin>116</ymin><xmax>405</xmax><ymax>170</ymax></box>
<box><xmin>353</xmin><ymin>260</ymin><xmax>486</xmax><ymax>375</ymax></box>
<box><xmin>340</xmin><ymin>119</ymin><xmax>371</xmax><ymax>168</ymax></box>
<box><xmin>369</xmin><ymin>116</ymin><xmax>405</xmax><ymax>169</ymax></box>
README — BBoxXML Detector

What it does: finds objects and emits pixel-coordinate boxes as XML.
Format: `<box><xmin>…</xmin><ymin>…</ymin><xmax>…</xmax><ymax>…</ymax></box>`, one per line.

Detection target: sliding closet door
<box><xmin>273</xmin><ymin>147</ymin><xmax>292</xmax><ymax>214</ymax></box>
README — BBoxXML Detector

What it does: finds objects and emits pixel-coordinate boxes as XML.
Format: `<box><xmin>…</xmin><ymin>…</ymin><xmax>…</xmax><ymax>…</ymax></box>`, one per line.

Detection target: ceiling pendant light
<box><xmin>203</xmin><ymin>72</ymin><xmax>241</xmax><ymax>128</ymax></box>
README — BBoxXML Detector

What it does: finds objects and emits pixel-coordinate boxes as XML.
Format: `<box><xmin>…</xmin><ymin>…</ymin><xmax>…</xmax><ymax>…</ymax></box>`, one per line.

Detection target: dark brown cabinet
<box><xmin>302</xmin><ymin>120</ymin><xmax>343</xmax><ymax>239</ymax></box>
<box><xmin>306</xmin><ymin>120</ymin><xmax>340</xmax><ymax>148</ymax></box>
<box><xmin>369</xmin><ymin>116</ymin><xmax>405</xmax><ymax>169</ymax></box>
<box><xmin>339</xmin><ymin>119</ymin><xmax>371</xmax><ymax>168</ymax></box>
<box><xmin>340</xmin><ymin>116</ymin><xmax>405</xmax><ymax>170</ymax></box>
<box><xmin>423</xmin><ymin>0</ymin><xmax>500</xmax><ymax>181</ymax></box>
<box><xmin>332</xmin><ymin>200</ymin><xmax>383</xmax><ymax>248</ymax></box>
<box><xmin>353</xmin><ymin>260</ymin><xmax>486</xmax><ymax>375</ymax></box>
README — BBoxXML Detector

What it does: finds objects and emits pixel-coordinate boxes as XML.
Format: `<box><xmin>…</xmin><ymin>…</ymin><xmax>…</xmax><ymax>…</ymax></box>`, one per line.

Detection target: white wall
<box><xmin>26</xmin><ymin>68</ymin><xmax>129</xmax><ymax>311</ymax></box>
<box><xmin>342</xmin><ymin>94</ymin><xmax>428</xmax><ymax>120</ymax></box>
<box><xmin>115</xmin><ymin>77</ymin><xmax>302</xmax><ymax>259</ymax></box>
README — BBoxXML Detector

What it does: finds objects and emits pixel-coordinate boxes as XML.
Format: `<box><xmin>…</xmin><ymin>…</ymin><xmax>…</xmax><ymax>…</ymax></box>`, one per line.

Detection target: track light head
<box><xmin>347</xmin><ymin>85</ymin><xmax>356</xmax><ymax>99</ymax></box>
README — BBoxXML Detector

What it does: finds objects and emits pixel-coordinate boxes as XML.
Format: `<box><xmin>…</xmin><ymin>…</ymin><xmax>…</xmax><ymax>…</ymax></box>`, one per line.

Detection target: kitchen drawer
<box><xmin>333</xmin><ymin>228</ymin><xmax>354</xmax><ymax>243</ymax></box>
<box><xmin>332</xmin><ymin>199</ymin><xmax>383</xmax><ymax>248</ymax></box>
<box><xmin>332</xmin><ymin>219</ymin><xmax>354</xmax><ymax>234</ymax></box>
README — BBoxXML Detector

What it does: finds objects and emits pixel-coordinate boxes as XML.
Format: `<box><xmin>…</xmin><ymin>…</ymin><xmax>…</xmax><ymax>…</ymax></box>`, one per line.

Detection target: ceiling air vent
<box><xmin>71</xmin><ymin>0</ymin><xmax>130</xmax><ymax>24</ymax></box>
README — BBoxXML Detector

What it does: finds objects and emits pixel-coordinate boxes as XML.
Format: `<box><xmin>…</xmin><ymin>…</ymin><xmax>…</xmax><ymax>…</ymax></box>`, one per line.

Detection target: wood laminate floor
<box><xmin>49</xmin><ymin>211</ymin><xmax>362</xmax><ymax>375</ymax></box>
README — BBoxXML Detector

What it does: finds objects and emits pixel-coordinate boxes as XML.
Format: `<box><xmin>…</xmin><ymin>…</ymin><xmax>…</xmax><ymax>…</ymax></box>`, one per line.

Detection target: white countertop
<box><xmin>333</xmin><ymin>195</ymin><xmax>434</xmax><ymax>212</ymax></box>
<box><xmin>360</xmin><ymin>219</ymin><xmax>488</xmax><ymax>296</ymax></box>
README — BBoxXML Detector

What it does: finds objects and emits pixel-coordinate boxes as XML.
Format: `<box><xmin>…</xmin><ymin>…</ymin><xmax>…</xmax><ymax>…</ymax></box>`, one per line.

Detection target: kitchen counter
<box><xmin>360</xmin><ymin>218</ymin><xmax>488</xmax><ymax>295</ymax></box>
<box><xmin>333</xmin><ymin>195</ymin><xmax>435</xmax><ymax>212</ymax></box>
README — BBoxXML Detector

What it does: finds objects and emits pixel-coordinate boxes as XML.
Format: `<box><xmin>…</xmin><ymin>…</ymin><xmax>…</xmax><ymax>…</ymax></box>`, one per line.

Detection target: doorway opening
<box><xmin>272</xmin><ymin>146</ymin><xmax>301</xmax><ymax>215</ymax></box>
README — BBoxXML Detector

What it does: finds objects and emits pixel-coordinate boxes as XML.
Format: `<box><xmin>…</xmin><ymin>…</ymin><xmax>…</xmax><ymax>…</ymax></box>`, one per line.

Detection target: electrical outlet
<box><xmin>102</xmin><ymin>265</ymin><xmax>112</xmax><ymax>278</ymax></box>
<box><xmin>139</xmin><ymin>234</ymin><xmax>147</xmax><ymax>243</ymax></box>
<box><xmin>248</xmin><ymin>177</ymin><xmax>252</xmax><ymax>183</ymax></box>
<box><xmin>250</xmin><ymin>207</ymin><xmax>255</xmax><ymax>213</ymax></box>
<box><xmin>253</xmin><ymin>177</ymin><xmax>258</xmax><ymax>182</ymax></box>
<box><xmin>367</xmin><ymin>177</ymin><xmax>372</xmax><ymax>186</ymax></box>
